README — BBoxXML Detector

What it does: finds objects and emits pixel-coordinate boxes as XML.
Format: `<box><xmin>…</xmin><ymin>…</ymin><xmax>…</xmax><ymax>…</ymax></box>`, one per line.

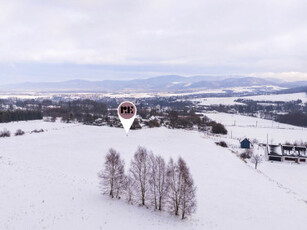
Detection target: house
<box><xmin>155</xmin><ymin>104</ymin><xmax>161</xmax><ymax>112</ymax></box>
<box><xmin>93</xmin><ymin>118</ymin><xmax>104</xmax><ymax>126</ymax></box>
<box><xmin>294</xmin><ymin>146</ymin><xmax>306</xmax><ymax>156</ymax></box>
<box><xmin>228</xmin><ymin>108</ymin><xmax>237</xmax><ymax>114</ymax></box>
<box><xmin>240</xmin><ymin>138</ymin><xmax>252</xmax><ymax>149</ymax></box>
<box><xmin>267</xmin><ymin>144</ymin><xmax>283</xmax><ymax>162</ymax></box>
<box><xmin>149</xmin><ymin>115</ymin><xmax>157</xmax><ymax>121</ymax></box>
<box><xmin>261</xmin><ymin>112</ymin><xmax>277</xmax><ymax>120</ymax></box>
<box><xmin>281</xmin><ymin>145</ymin><xmax>294</xmax><ymax>155</ymax></box>
<box><xmin>267</xmin><ymin>144</ymin><xmax>307</xmax><ymax>163</ymax></box>
<box><xmin>135</xmin><ymin>115</ymin><xmax>143</xmax><ymax>122</ymax></box>
<box><xmin>148</xmin><ymin>115</ymin><xmax>161</xmax><ymax>124</ymax></box>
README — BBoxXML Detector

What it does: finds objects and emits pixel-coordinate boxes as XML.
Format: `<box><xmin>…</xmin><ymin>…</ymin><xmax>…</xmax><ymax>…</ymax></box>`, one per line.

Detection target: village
<box><xmin>2</xmin><ymin>95</ymin><xmax>307</xmax><ymax>168</ymax></box>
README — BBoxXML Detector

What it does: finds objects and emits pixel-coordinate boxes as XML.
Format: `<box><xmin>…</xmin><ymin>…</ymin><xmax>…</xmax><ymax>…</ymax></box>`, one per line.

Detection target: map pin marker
<box><xmin>118</xmin><ymin>101</ymin><xmax>137</xmax><ymax>135</ymax></box>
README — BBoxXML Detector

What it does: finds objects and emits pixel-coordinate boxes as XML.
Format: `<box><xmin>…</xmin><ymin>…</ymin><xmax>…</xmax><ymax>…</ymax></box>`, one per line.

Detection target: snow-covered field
<box><xmin>204</xmin><ymin>112</ymin><xmax>307</xmax><ymax>144</ymax></box>
<box><xmin>194</xmin><ymin>93</ymin><xmax>307</xmax><ymax>106</ymax></box>
<box><xmin>239</xmin><ymin>92</ymin><xmax>307</xmax><ymax>102</ymax></box>
<box><xmin>0</xmin><ymin>120</ymin><xmax>79</xmax><ymax>134</ymax></box>
<box><xmin>204</xmin><ymin>112</ymin><xmax>307</xmax><ymax>203</ymax></box>
<box><xmin>0</xmin><ymin>86</ymin><xmax>290</xmax><ymax>99</ymax></box>
<box><xmin>194</xmin><ymin>97</ymin><xmax>244</xmax><ymax>105</ymax></box>
<box><xmin>1</xmin><ymin>120</ymin><xmax>307</xmax><ymax>230</ymax></box>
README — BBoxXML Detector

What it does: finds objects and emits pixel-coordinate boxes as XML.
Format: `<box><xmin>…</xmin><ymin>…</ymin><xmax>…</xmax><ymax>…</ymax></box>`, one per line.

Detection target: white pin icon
<box><xmin>118</xmin><ymin>101</ymin><xmax>137</xmax><ymax>135</ymax></box>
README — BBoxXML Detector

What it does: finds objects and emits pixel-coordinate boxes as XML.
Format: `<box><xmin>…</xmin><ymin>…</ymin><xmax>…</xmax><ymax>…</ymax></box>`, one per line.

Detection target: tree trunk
<box><xmin>154</xmin><ymin>192</ymin><xmax>157</xmax><ymax>209</ymax></box>
<box><xmin>175</xmin><ymin>202</ymin><xmax>179</xmax><ymax>216</ymax></box>
<box><xmin>142</xmin><ymin>191</ymin><xmax>145</xmax><ymax>205</ymax></box>
<box><xmin>110</xmin><ymin>179</ymin><xmax>114</xmax><ymax>198</ymax></box>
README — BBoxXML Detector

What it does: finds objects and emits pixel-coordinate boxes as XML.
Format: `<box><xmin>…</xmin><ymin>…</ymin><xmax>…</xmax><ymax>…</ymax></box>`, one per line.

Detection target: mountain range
<box><xmin>0</xmin><ymin>75</ymin><xmax>306</xmax><ymax>93</ymax></box>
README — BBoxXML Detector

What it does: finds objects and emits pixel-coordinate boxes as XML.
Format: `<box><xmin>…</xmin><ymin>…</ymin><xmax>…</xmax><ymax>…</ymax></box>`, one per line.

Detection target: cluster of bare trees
<box><xmin>98</xmin><ymin>146</ymin><xmax>196</xmax><ymax>219</ymax></box>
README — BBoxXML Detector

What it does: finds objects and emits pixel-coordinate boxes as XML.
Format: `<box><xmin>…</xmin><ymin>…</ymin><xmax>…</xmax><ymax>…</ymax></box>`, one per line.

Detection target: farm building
<box><xmin>240</xmin><ymin>138</ymin><xmax>252</xmax><ymax>149</ymax></box>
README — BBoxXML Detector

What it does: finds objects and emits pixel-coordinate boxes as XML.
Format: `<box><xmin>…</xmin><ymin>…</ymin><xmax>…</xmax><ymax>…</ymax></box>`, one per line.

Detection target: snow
<box><xmin>194</xmin><ymin>93</ymin><xmax>307</xmax><ymax>106</ymax></box>
<box><xmin>193</xmin><ymin>97</ymin><xmax>244</xmax><ymax>105</ymax></box>
<box><xmin>260</xmin><ymin>162</ymin><xmax>307</xmax><ymax>201</ymax></box>
<box><xmin>204</xmin><ymin>112</ymin><xmax>307</xmax><ymax>143</ymax></box>
<box><xmin>0</xmin><ymin>93</ymin><xmax>48</xmax><ymax>99</ymax></box>
<box><xmin>1</xmin><ymin>120</ymin><xmax>307</xmax><ymax>230</ymax></box>
<box><xmin>241</xmin><ymin>92</ymin><xmax>307</xmax><ymax>102</ymax></box>
<box><xmin>0</xmin><ymin>120</ymin><xmax>79</xmax><ymax>134</ymax></box>
<box><xmin>203</xmin><ymin>112</ymin><xmax>307</xmax><ymax>205</ymax></box>
<box><xmin>0</xmin><ymin>86</ymin><xmax>294</xmax><ymax>99</ymax></box>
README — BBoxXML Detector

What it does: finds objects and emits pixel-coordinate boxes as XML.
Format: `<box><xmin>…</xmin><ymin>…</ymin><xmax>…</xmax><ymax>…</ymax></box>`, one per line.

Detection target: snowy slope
<box><xmin>259</xmin><ymin>162</ymin><xmax>307</xmax><ymax>201</ymax></box>
<box><xmin>1</xmin><ymin>121</ymin><xmax>307</xmax><ymax>230</ymax></box>
<box><xmin>205</xmin><ymin>112</ymin><xmax>307</xmax><ymax>143</ymax></box>
<box><xmin>0</xmin><ymin>120</ymin><xmax>79</xmax><ymax>134</ymax></box>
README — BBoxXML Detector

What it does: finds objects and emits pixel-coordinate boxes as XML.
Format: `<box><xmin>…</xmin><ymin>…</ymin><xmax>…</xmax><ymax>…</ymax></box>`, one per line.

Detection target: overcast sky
<box><xmin>0</xmin><ymin>0</ymin><xmax>306</xmax><ymax>84</ymax></box>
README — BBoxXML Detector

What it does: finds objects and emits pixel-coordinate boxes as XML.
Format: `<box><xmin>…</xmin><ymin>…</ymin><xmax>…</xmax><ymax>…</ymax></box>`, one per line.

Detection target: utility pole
<box><xmin>265</xmin><ymin>133</ymin><xmax>269</xmax><ymax>159</ymax></box>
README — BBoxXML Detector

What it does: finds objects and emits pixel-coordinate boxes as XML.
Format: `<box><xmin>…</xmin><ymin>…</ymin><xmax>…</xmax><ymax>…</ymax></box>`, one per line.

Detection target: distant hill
<box><xmin>278</xmin><ymin>85</ymin><xmax>307</xmax><ymax>94</ymax></box>
<box><xmin>0</xmin><ymin>75</ymin><xmax>306</xmax><ymax>93</ymax></box>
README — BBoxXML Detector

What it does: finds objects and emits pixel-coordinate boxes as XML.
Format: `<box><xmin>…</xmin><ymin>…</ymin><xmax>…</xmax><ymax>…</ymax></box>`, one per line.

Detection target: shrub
<box><xmin>211</xmin><ymin>122</ymin><xmax>228</xmax><ymax>135</ymax></box>
<box><xmin>147</xmin><ymin>119</ymin><xmax>160</xmax><ymax>128</ymax></box>
<box><xmin>131</xmin><ymin>119</ymin><xmax>142</xmax><ymax>130</ymax></box>
<box><xmin>15</xmin><ymin>129</ymin><xmax>25</xmax><ymax>136</ymax></box>
<box><xmin>31</xmin><ymin>129</ymin><xmax>44</xmax><ymax>134</ymax></box>
<box><xmin>240</xmin><ymin>149</ymin><xmax>253</xmax><ymax>159</ymax></box>
<box><xmin>216</xmin><ymin>141</ymin><xmax>228</xmax><ymax>148</ymax></box>
<box><xmin>0</xmin><ymin>129</ymin><xmax>11</xmax><ymax>138</ymax></box>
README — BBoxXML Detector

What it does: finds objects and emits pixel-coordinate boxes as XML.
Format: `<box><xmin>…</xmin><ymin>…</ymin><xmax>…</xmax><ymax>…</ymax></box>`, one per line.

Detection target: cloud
<box><xmin>249</xmin><ymin>72</ymin><xmax>307</xmax><ymax>82</ymax></box>
<box><xmin>0</xmin><ymin>0</ymin><xmax>306</xmax><ymax>81</ymax></box>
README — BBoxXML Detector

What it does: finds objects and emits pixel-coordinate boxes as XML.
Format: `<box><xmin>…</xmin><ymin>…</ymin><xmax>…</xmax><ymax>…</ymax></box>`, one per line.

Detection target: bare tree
<box><xmin>178</xmin><ymin>157</ymin><xmax>196</xmax><ymax>219</ymax></box>
<box><xmin>166</xmin><ymin>158</ymin><xmax>182</xmax><ymax>216</ymax></box>
<box><xmin>130</xmin><ymin>146</ymin><xmax>150</xmax><ymax>206</ymax></box>
<box><xmin>148</xmin><ymin>153</ymin><xmax>158</xmax><ymax>209</ymax></box>
<box><xmin>114</xmin><ymin>160</ymin><xmax>126</xmax><ymax>199</ymax></box>
<box><xmin>156</xmin><ymin>155</ymin><xmax>167</xmax><ymax>211</ymax></box>
<box><xmin>124</xmin><ymin>173</ymin><xmax>135</xmax><ymax>204</ymax></box>
<box><xmin>251</xmin><ymin>154</ymin><xmax>263</xmax><ymax>169</ymax></box>
<box><xmin>148</xmin><ymin>153</ymin><xmax>168</xmax><ymax>210</ymax></box>
<box><xmin>166</xmin><ymin>157</ymin><xmax>197</xmax><ymax>219</ymax></box>
<box><xmin>98</xmin><ymin>148</ymin><xmax>125</xmax><ymax>199</ymax></box>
